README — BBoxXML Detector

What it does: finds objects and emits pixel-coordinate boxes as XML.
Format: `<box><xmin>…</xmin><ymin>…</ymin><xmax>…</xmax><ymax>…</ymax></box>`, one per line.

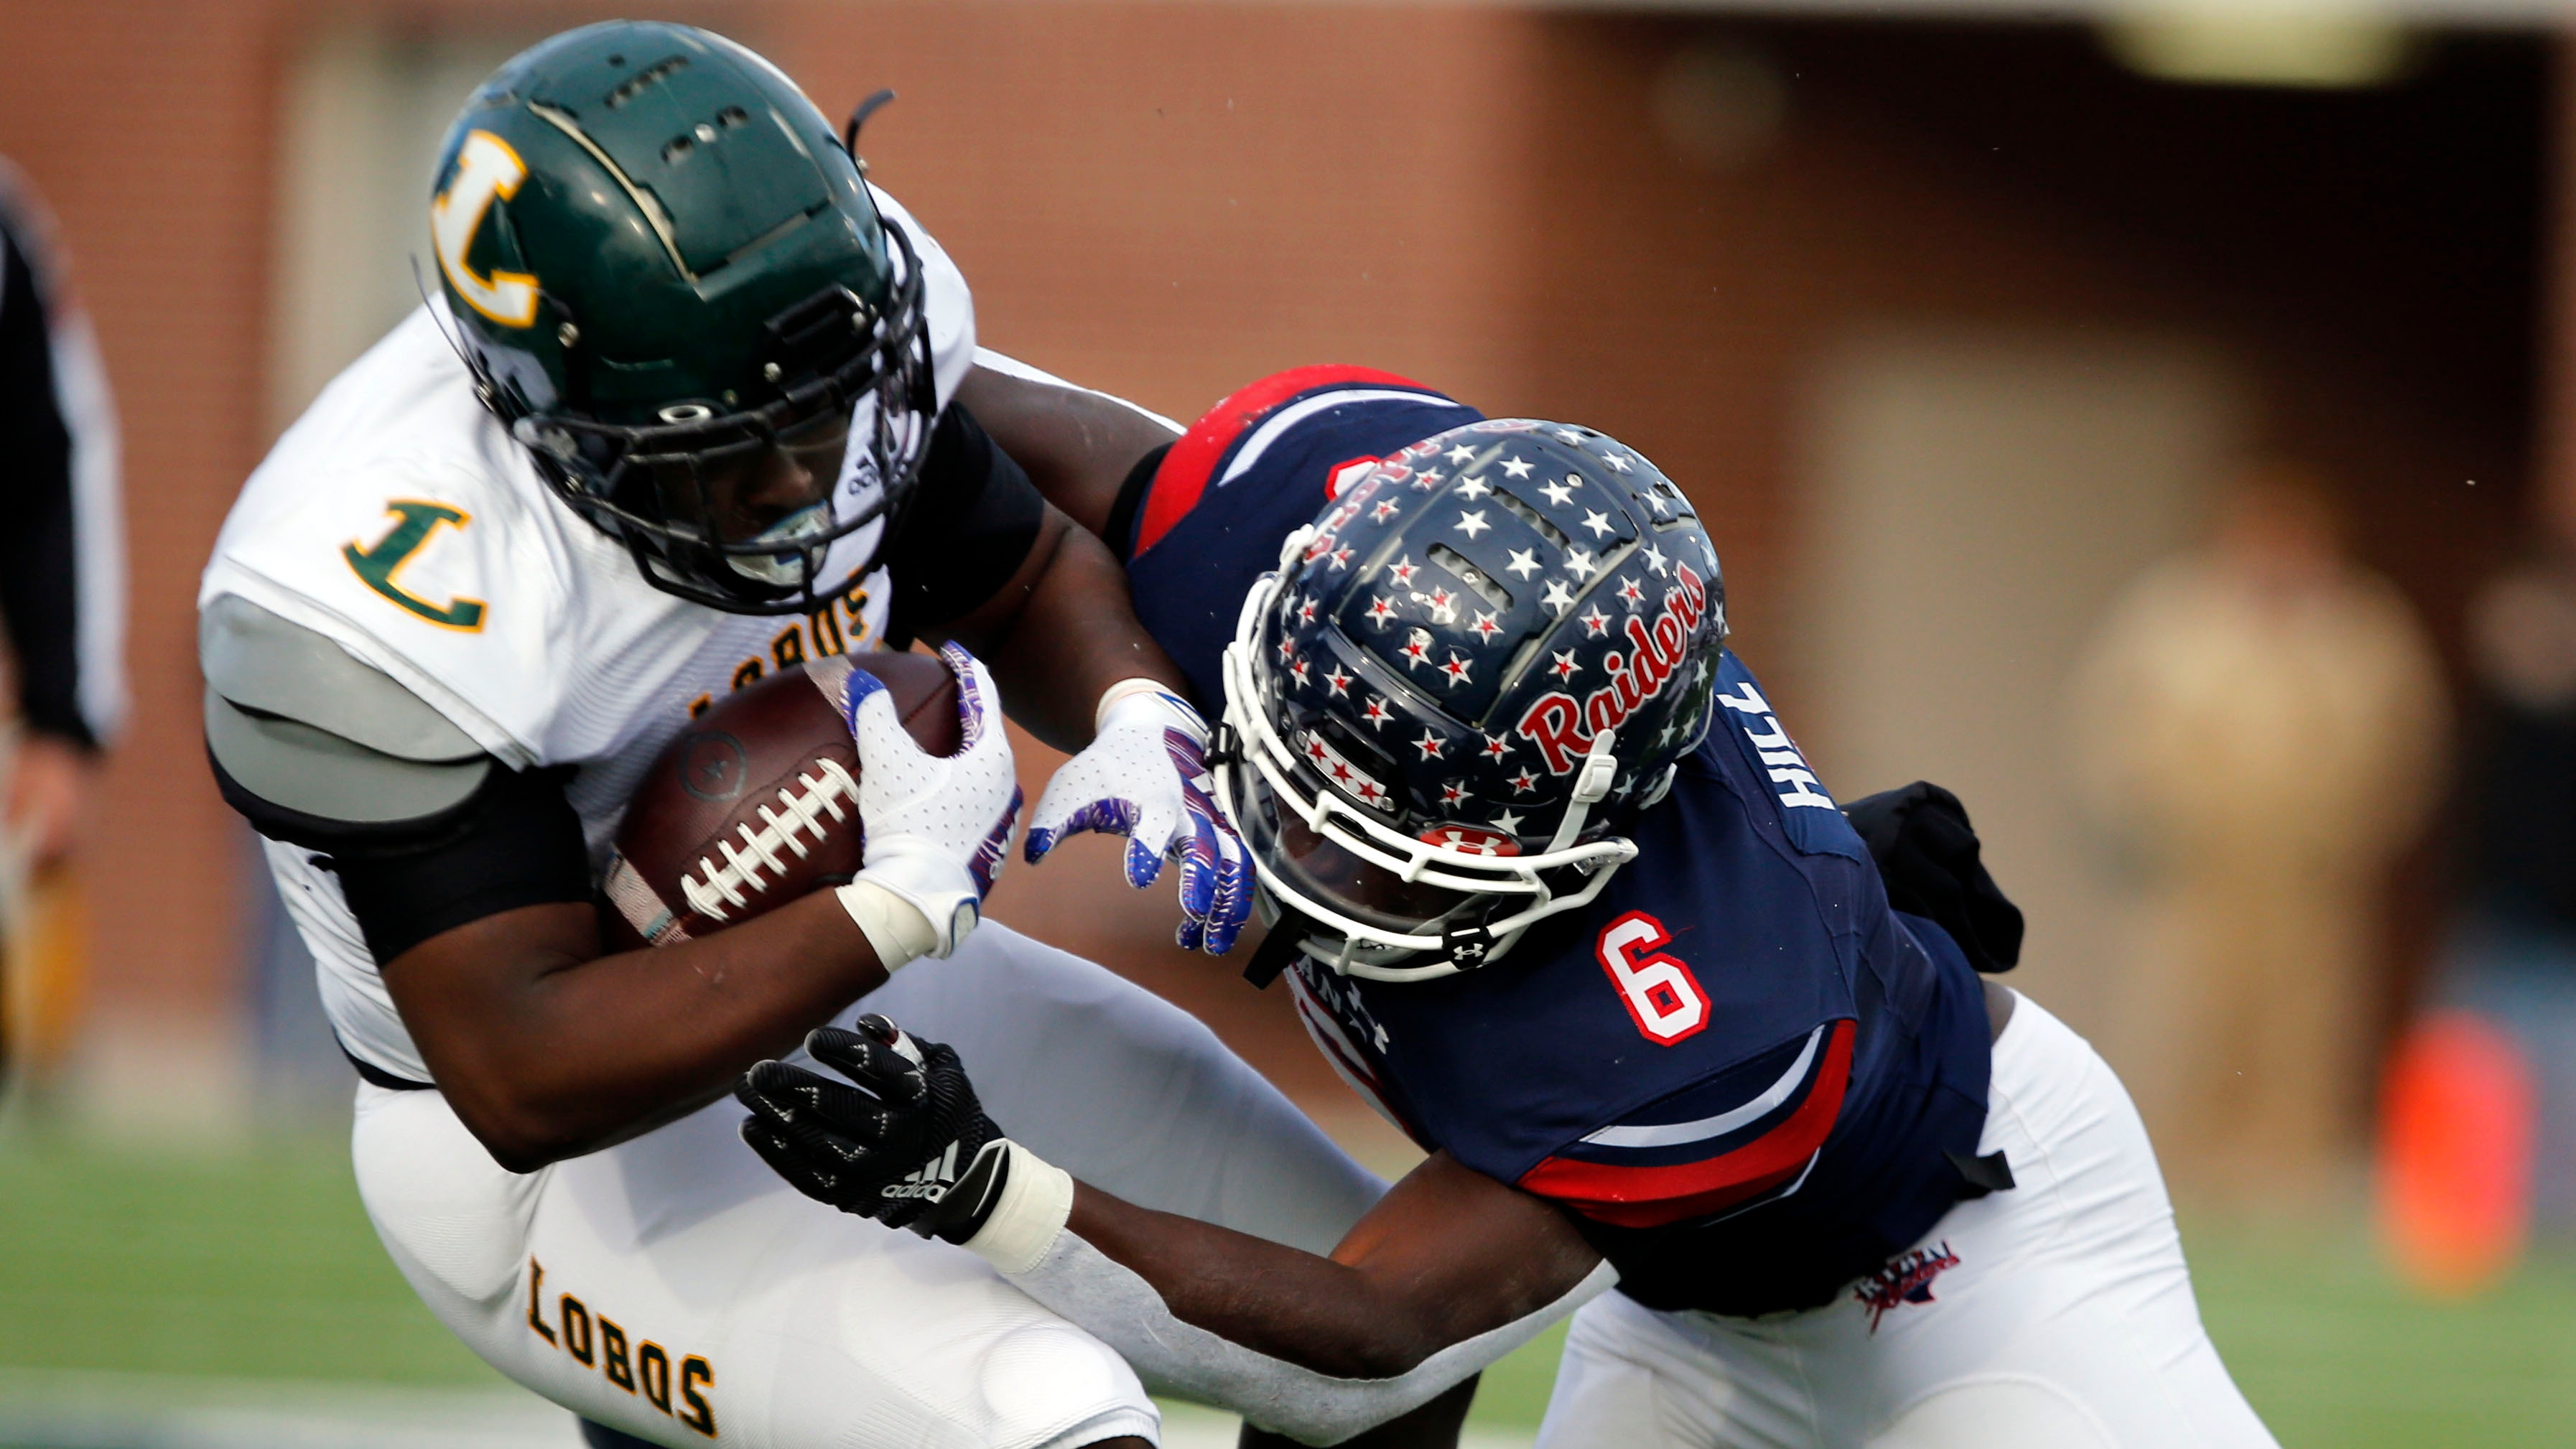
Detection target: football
<box><xmin>601</xmin><ymin>651</ymin><xmax>962</xmax><ymax>951</ymax></box>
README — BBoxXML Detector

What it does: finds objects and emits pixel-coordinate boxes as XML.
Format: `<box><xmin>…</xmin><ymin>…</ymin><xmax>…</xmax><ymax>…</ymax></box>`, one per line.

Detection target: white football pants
<box><xmin>349</xmin><ymin>921</ymin><xmax>1386</xmax><ymax>1449</ymax></box>
<box><xmin>1537</xmin><ymin>992</ymin><xmax>2279</xmax><ymax>1449</ymax></box>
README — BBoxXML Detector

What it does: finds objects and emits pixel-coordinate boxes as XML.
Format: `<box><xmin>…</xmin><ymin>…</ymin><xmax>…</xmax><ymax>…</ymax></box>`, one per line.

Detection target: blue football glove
<box><xmin>1022</xmin><ymin>684</ymin><xmax>1252</xmax><ymax>954</ymax></box>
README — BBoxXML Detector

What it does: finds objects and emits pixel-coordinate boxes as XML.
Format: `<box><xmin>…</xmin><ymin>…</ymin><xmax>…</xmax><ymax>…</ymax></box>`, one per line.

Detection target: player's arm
<box><xmin>204</xmin><ymin>603</ymin><xmax>1017</xmax><ymax>1172</ymax></box>
<box><xmin>902</xmin><ymin>374</ymin><xmax>1250</xmax><ymax>953</ymax></box>
<box><xmin>736</xmin><ymin>1020</ymin><xmax>1613</xmax><ymax>1443</ymax></box>
<box><xmin>1058</xmin><ymin>1150</ymin><xmax>1605</xmax><ymax>1379</ymax></box>
<box><xmin>954</xmin><ymin>357</ymin><xmax>1178</xmax><ymax>539</ymax></box>
<box><xmin>898</xmin><ymin>366</ymin><xmax>1184</xmax><ymax>748</ymax></box>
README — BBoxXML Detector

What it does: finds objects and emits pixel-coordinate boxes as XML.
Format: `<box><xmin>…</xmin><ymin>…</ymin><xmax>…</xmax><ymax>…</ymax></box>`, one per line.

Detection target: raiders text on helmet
<box><xmin>1216</xmin><ymin>420</ymin><xmax>1729</xmax><ymax>979</ymax></box>
<box><xmin>428</xmin><ymin>22</ymin><xmax>936</xmax><ymax>614</ymax></box>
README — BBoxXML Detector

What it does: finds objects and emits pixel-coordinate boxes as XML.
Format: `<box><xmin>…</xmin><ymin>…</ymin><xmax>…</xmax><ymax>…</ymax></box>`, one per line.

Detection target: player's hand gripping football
<box><xmin>1022</xmin><ymin>682</ymin><xmax>1252</xmax><ymax>954</ymax></box>
<box><xmin>735</xmin><ymin>1015</ymin><xmax>1010</xmax><ymax>1241</ymax></box>
<box><xmin>838</xmin><ymin>642</ymin><xmax>1022</xmax><ymax>957</ymax></box>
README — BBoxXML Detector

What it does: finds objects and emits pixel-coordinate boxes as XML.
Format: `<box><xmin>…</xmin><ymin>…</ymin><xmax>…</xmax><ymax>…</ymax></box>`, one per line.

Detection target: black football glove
<box><xmin>735</xmin><ymin>1015</ymin><xmax>1011</xmax><ymax>1242</ymax></box>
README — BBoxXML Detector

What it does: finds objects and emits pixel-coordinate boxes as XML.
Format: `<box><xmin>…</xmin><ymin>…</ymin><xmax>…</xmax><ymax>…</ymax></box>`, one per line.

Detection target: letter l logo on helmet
<box><xmin>432</xmin><ymin>130</ymin><xmax>540</xmax><ymax>327</ymax></box>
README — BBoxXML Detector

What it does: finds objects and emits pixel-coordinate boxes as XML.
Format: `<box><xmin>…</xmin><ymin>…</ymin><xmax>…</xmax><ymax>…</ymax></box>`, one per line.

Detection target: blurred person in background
<box><xmin>2424</xmin><ymin>547</ymin><xmax>2576</xmax><ymax>1227</ymax></box>
<box><xmin>2070</xmin><ymin>459</ymin><xmax>2444</xmax><ymax>1203</ymax></box>
<box><xmin>0</xmin><ymin>159</ymin><xmax>124</xmax><ymax>1099</ymax></box>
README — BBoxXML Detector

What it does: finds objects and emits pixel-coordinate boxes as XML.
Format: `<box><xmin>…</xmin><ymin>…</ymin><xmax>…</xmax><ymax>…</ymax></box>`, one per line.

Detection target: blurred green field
<box><xmin>4</xmin><ymin>1140</ymin><xmax>2575</xmax><ymax>1443</ymax></box>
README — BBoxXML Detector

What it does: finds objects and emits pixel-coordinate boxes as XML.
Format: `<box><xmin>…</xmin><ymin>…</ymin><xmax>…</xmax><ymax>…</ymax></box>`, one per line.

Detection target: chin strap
<box><xmin>1243</xmin><ymin>905</ymin><xmax>1319</xmax><ymax>989</ymax></box>
<box><xmin>1541</xmin><ymin>730</ymin><xmax>1621</xmax><ymax>857</ymax></box>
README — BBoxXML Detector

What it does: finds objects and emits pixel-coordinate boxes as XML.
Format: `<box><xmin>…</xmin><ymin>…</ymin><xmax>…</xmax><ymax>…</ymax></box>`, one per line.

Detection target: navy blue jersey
<box><xmin>1119</xmin><ymin>368</ymin><xmax>1994</xmax><ymax>1315</ymax></box>
<box><xmin>1122</xmin><ymin>365</ymin><xmax>1484</xmax><ymax>710</ymax></box>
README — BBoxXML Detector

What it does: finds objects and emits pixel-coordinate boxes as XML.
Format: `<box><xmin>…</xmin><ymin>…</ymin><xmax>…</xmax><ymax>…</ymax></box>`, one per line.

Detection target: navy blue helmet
<box><xmin>1216</xmin><ymin>419</ymin><xmax>1728</xmax><ymax>979</ymax></box>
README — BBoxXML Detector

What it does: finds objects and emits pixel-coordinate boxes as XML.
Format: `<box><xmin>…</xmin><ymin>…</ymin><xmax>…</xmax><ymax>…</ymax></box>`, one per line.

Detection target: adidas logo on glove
<box><xmin>882</xmin><ymin>1140</ymin><xmax>963</xmax><ymax>1201</ymax></box>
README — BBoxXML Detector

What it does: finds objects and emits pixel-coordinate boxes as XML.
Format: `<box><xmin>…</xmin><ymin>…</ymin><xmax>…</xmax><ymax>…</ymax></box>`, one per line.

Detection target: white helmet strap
<box><xmin>1543</xmin><ymin>729</ymin><xmax>1620</xmax><ymax>855</ymax></box>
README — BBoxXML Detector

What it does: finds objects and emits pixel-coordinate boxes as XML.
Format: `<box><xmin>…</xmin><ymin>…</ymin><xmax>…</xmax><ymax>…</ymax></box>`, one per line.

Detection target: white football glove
<box><xmin>834</xmin><ymin>642</ymin><xmax>1021</xmax><ymax>959</ymax></box>
<box><xmin>1023</xmin><ymin>681</ymin><xmax>1252</xmax><ymax>955</ymax></box>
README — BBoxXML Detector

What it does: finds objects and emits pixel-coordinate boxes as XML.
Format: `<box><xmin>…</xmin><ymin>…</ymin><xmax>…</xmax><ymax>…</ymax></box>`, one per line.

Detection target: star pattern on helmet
<box><xmin>1278</xmin><ymin>635</ymin><xmax>1298</xmax><ymax>662</ymax></box>
<box><xmin>1556</xmin><ymin>427</ymin><xmax>1585</xmax><ymax>444</ymax></box>
<box><xmin>1263</xmin><ymin>417</ymin><xmax>1726</xmax><ymax>874</ymax></box>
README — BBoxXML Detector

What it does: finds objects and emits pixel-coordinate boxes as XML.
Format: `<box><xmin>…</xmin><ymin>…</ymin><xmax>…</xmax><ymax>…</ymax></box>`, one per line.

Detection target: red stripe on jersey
<box><xmin>1131</xmin><ymin>364</ymin><xmax>1432</xmax><ymax>556</ymax></box>
<box><xmin>1517</xmin><ymin>1020</ymin><xmax>1856</xmax><ymax>1229</ymax></box>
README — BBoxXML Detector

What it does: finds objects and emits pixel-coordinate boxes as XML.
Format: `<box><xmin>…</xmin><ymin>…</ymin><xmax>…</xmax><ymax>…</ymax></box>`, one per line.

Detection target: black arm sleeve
<box><xmin>0</xmin><ymin>219</ymin><xmax>87</xmax><ymax>747</ymax></box>
<box><xmin>881</xmin><ymin>401</ymin><xmax>1048</xmax><ymax>645</ymax></box>
<box><xmin>213</xmin><ymin>745</ymin><xmax>595</xmax><ymax>964</ymax></box>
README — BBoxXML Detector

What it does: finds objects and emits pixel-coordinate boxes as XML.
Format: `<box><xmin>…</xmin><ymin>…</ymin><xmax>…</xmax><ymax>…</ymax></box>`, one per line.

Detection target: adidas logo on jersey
<box><xmin>880</xmin><ymin>1140</ymin><xmax>962</xmax><ymax>1201</ymax></box>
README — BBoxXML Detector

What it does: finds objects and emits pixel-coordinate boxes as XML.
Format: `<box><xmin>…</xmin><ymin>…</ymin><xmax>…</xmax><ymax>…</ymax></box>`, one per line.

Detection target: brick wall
<box><xmin>0</xmin><ymin>2</ymin><xmax>2534</xmax><ymax>1112</ymax></box>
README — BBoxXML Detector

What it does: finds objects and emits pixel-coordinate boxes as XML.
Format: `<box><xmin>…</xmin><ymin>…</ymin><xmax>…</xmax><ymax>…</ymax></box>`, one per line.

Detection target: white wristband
<box><xmin>834</xmin><ymin>879</ymin><xmax>938</xmax><ymax>972</ymax></box>
<box><xmin>1093</xmin><ymin>676</ymin><xmax>1197</xmax><ymax>735</ymax></box>
<box><xmin>960</xmin><ymin>1140</ymin><xmax>1075</xmax><ymax>1276</ymax></box>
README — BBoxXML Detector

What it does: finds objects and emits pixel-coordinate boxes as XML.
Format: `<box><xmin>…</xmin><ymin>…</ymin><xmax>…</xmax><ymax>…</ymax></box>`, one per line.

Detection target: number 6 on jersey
<box><xmin>1597</xmin><ymin>910</ymin><xmax>1711</xmax><ymax>1045</ymax></box>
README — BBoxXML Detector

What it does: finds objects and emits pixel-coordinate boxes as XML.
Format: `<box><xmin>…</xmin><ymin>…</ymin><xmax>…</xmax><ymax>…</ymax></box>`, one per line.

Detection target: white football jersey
<box><xmin>203</xmin><ymin>187</ymin><xmax>977</xmax><ymax>1082</ymax></box>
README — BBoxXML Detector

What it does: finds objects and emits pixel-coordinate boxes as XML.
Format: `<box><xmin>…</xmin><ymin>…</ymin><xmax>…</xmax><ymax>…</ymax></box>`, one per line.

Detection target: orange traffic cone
<box><xmin>2377</xmin><ymin>1010</ymin><xmax>2538</xmax><ymax>1297</ymax></box>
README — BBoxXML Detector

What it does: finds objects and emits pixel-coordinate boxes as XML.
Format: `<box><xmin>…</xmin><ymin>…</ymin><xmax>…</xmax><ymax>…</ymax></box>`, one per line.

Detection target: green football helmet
<box><xmin>427</xmin><ymin>21</ymin><xmax>934</xmax><ymax>614</ymax></box>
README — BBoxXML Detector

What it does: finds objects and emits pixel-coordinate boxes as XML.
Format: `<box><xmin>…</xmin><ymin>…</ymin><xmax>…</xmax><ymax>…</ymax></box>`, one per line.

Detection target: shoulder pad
<box><xmin>200</xmin><ymin>594</ymin><xmax>479</xmax><ymax>762</ymax></box>
<box><xmin>205</xmin><ymin>688</ymin><xmax>491</xmax><ymax>828</ymax></box>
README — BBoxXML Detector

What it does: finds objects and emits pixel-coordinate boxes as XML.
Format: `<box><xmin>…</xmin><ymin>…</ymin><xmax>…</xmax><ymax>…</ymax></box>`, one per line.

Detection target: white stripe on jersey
<box><xmin>1217</xmin><ymin>388</ymin><xmax>1449</xmax><ymax>489</ymax></box>
<box><xmin>1581</xmin><ymin>1025</ymin><xmax>1827</xmax><ymax>1149</ymax></box>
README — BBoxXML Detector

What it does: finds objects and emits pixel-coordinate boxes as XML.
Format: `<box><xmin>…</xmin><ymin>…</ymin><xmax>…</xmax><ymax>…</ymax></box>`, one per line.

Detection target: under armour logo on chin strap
<box><xmin>1443</xmin><ymin>917</ymin><xmax>1497</xmax><ymax>969</ymax></box>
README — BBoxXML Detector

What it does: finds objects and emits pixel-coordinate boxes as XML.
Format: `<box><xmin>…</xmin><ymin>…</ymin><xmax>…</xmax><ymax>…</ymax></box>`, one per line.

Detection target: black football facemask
<box><xmin>500</xmin><ymin>223</ymin><xmax>938</xmax><ymax>617</ymax></box>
